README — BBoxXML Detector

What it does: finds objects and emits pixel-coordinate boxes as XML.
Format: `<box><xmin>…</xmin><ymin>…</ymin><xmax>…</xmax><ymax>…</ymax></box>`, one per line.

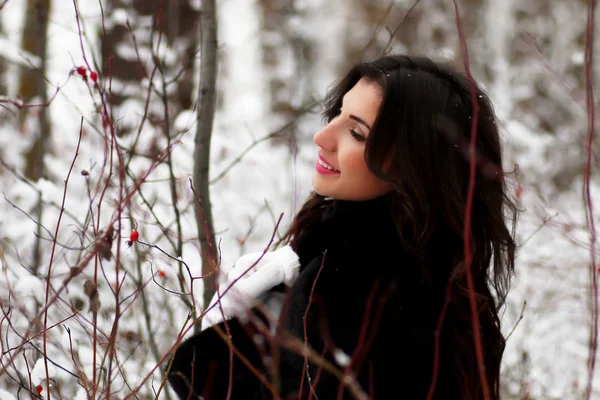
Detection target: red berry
<box><xmin>90</xmin><ymin>71</ymin><xmax>98</xmax><ymax>83</ymax></box>
<box><xmin>35</xmin><ymin>385</ymin><xmax>43</xmax><ymax>394</ymax></box>
<box><xmin>76</xmin><ymin>66</ymin><xmax>87</xmax><ymax>77</ymax></box>
<box><xmin>158</xmin><ymin>270</ymin><xmax>166</xmax><ymax>278</ymax></box>
<box><xmin>129</xmin><ymin>230</ymin><xmax>139</xmax><ymax>243</ymax></box>
<box><xmin>515</xmin><ymin>185</ymin><xmax>523</xmax><ymax>199</ymax></box>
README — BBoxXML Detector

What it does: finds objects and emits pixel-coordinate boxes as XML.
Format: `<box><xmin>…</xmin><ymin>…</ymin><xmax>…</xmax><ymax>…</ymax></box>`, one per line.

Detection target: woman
<box><xmin>168</xmin><ymin>54</ymin><xmax>518</xmax><ymax>399</ymax></box>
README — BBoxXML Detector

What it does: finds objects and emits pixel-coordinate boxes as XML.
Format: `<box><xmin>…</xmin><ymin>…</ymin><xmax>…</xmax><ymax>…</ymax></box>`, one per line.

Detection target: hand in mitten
<box><xmin>226</xmin><ymin>245</ymin><xmax>300</xmax><ymax>286</ymax></box>
<box><xmin>201</xmin><ymin>245</ymin><xmax>300</xmax><ymax>330</ymax></box>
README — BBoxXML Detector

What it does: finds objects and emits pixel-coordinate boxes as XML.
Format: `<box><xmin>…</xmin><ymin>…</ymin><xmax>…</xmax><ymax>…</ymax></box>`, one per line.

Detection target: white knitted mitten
<box><xmin>201</xmin><ymin>245</ymin><xmax>300</xmax><ymax>330</ymax></box>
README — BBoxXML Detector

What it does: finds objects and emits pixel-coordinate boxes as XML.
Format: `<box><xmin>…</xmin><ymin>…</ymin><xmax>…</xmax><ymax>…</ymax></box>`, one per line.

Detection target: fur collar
<box><xmin>295</xmin><ymin>193</ymin><xmax>401</xmax><ymax>270</ymax></box>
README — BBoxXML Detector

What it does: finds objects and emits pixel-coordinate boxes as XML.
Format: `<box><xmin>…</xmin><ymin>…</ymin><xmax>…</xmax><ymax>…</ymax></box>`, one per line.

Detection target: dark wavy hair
<box><xmin>280</xmin><ymin>55</ymin><xmax>518</xmax><ymax>399</ymax></box>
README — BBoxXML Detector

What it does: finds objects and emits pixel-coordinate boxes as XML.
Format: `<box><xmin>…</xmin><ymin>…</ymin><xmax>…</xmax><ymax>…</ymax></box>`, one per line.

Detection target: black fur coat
<box><xmin>168</xmin><ymin>194</ymin><xmax>462</xmax><ymax>399</ymax></box>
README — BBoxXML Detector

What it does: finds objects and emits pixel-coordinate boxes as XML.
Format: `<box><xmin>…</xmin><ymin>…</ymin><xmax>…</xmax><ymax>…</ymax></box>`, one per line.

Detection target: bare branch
<box><xmin>583</xmin><ymin>0</ymin><xmax>598</xmax><ymax>398</ymax></box>
<box><xmin>42</xmin><ymin>118</ymin><xmax>83</xmax><ymax>399</ymax></box>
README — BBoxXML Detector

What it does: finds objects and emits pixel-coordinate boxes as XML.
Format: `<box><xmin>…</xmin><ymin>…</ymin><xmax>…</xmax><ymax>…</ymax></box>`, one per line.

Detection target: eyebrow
<box><xmin>341</xmin><ymin>96</ymin><xmax>372</xmax><ymax>132</ymax></box>
<box><xmin>349</xmin><ymin>114</ymin><xmax>372</xmax><ymax>131</ymax></box>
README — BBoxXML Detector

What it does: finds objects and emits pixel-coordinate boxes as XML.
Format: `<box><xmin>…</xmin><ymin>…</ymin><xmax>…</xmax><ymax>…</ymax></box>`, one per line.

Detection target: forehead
<box><xmin>342</xmin><ymin>78</ymin><xmax>382</xmax><ymax>124</ymax></box>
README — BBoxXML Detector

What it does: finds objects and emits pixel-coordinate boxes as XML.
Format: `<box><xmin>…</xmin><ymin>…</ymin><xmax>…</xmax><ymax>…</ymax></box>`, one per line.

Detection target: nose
<box><xmin>313</xmin><ymin>121</ymin><xmax>337</xmax><ymax>152</ymax></box>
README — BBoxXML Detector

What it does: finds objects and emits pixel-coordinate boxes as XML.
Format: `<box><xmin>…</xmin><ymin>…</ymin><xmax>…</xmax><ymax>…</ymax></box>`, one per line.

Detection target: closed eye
<box><xmin>349</xmin><ymin>129</ymin><xmax>365</xmax><ymax>142</ymax></box>
<box><xmin>336</xmin><ymin>108</ymin><xmax>366</xmax><ymax>141</ymax></box>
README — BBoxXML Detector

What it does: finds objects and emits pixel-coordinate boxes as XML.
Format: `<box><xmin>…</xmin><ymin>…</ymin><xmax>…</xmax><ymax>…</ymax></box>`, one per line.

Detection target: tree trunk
<box><xmin>100</xmin><ymin>0</ymin><xmax>199</xmax><ymax>131</ymax></box>
<box><xmin>194</xmin><ymin>0</ymin><xmax>218</xmax><ymax>311</ymax></box>
<box><xmin>19</xmin><ymin>0</ymin><xmax>51</xmax><ymax>181</ymax></box>
<box><xmin>18</xmin><ymin>0</ymin><xmax>51</xmax><ymax>276</ymax></box>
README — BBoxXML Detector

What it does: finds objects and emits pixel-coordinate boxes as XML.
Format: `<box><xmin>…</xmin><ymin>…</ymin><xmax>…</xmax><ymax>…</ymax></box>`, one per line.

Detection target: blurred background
<box><xmin>0</xmin><ymin>0</ymin><xmax>599</xmax><ymax>399</ymax></box>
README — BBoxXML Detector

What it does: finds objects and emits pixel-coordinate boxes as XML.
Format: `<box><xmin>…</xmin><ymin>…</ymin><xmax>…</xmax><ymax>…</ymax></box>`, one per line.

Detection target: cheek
<box><xmin>343</xmin><ymin>148</ymin><xmax>368</xmax><ymax>176</ymax></box>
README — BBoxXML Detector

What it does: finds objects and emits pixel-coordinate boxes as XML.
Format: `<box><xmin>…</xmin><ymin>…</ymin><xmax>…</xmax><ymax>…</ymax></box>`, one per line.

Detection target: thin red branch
<box><xmin>251</xmin><ymin>314</ymin><xmax>368</xmax><ymax>399</ymax></box>
<box><xmin>186</xmin><ymin>353</ymin><xmax>196</xmax><ymax>400</ymax></box>
<box><xmin>346</xmin><ymin>283</ymin><xmax>380</xmax><ymax>375</ymax></box>
<box><xmin>427</xmin><ymin>269</ymin><xmax>457</xmax><ymax>399</ymax></box>
<box><xmin>222</xmin><ymin>303</ymin><xmax>234</xmax><ymax>400</ymax></box>
<box><xmin>451</xmin><ymin>1</ymin><xmax>491</xmax><ymax>399</ymax></box>
<box><xmin>41</xmin><ymin>118</ymin><xmax>83</xmax><ymax>399</ymax></box>
<box><xmin>24</xmin><ymin>353</ymin><xmax>33</xmax><ymax>396</ymax></box>
<box><xmin>299</xmin><ymin>252</ymin><xmax>327</xmax><ymax>400</ymax></box>
<box><xmin>335</xmin><ymin>282</ymin><xmax>385</xmax><ymax>400</ymax></box>
<box><xmin>65</xmin><ymin>325</ymin><xmax>90</xmax><ymax>391</ymax></box>
<box><xmin>0</xmin><ymin>106</ymin><xmax>174</xmax><ymax>391</ymax></box>
<box><xmin>351</xmin><ymin>283</ymin><xmax>395</xmax><ymax>376</ymax></box>
<box><xmin>308</xmin><ymin>344</ymin><xmax>328</xmax><ymax>400</ymax></box>
<box><xmin>0</xmin><ymin>83</ymin><xmax>65</xmax><ymax>109</ymax></box>
<box><xmin>72</xmin><ymin>1</ymin><xmax>123</xmax><ymax>395</ymax></box>
<box><xmin>124</xmin><ymin>214</ymin><xmax>285</xmax><ymax>398</ymax></box>
<box><xmin>207</xmin><ymin>320</ymin><xmax>283</xmax><ymax>400</ymax></box>
<box><xmin>193</xmin><ymin>213</ymin><xmax>285</xmax><ymax>322</ymax></box>
<box><xmin>0</xmin><ymin>141</ymin><xmax>176</xmax><ymax>376</ymax></box>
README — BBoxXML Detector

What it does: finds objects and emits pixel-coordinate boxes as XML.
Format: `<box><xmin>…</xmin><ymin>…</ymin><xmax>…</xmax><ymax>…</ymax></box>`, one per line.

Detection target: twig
<box><xmin>64</xmin><ymin>325</ymin><xmax>92</xmax><ymax>391</ymax></box>
<box><xmin>381</xmin><ymin>0</ymin><xmax>421</xmax><ymax>56</ymax></box>
<box><xmin>126</xmin><ymin>214</ymin><xmax>284</xmax><ymax>398</ymax></box>
<box><xmin>299</xmin><ymin>252</ymin><xmax>327</xmax><ymax>400</ymax></box>
<box><xmin>121</xmin><ymin>16</ymin><xmax>161</xmax><ymax>174</ymax></box>
<box><xmin>0</xmin><ymin>84</ymin><xmax>65</xmax><ymax>109</ymax></box>
<box><xmin>42</xmin><ymin>118</ymin><xmax>83</xmax><ymax>399</ymax></box>
<box><xmin>140</xmin><ymin>311</ymin><xmax>194</xmax><ymax>400</ymax></box>
<box><xmin>428</xmin><ymin>264</ymin><xmax>469</xmax><ymax>399</ymax></box>
<box><xmin>505</xmin><ymin>301</ymin><xmax>527</xmax><ymax>342</ymax></box>
<box><xmin>519</xmin><ymin>212</ymin><xmax>557</xmax><ymax>249</ymax></box>
<box><xmin>583</xmin><ymin>0</ymin><xmax>598</xmax><ymax>398</ymax></box>
<box><xmin>124</xmin><ymin>169</ymin><xmax>178</xmax><ymax>251</ymax></box>
<box><xmin>158</xmin><ymin>58</ymin><xmax>189</xmax><ymax>310</ymax></box>
<box><xmin>72</xmin><ymin>0</ymin><xmax>122</xmax><ymax>393</ymax></box>
<box><xmin>361</xmin><ymin>1</ymin><xmax>396</xmax><ymax>54</ymax></box>
<box><xmin>1</xmin><ymin>306</ymin><xmax>79</xmax><ymax>379</ymax></box>
<box><xmin>138</xmin><ymin>240</ymin><xmax>194</xmax><ymax>285</ymax></box>
<box><xmin>209</xmin><ymin>101</ymin><xmax>319</xmax><ymax>185</ymax></box>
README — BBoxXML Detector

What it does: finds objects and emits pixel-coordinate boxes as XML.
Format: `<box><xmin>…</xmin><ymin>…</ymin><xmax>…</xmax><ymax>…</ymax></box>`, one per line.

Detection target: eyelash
<box><xmin>349</xmin><ymin>129</ymin><xmax>365</xmax><ymax>142</ymax></box>
<box><xmin>336</xmin><ymin>108</ymin><xmax>365</xmax><ymax>142</ymax></box>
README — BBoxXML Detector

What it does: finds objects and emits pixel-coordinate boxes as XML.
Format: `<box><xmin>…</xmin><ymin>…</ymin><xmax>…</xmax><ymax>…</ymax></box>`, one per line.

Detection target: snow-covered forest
<box><xmin>0</xmin><ymin>0</ymin><xmax>599</xmax><ymax>399</ymax></box>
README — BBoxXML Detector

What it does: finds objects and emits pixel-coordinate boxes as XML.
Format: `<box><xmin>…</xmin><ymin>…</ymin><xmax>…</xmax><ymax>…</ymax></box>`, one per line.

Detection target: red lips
<box><xmin>316</xmin><ymin>154</ymin><xmax>340</xmax><ymax>175</ymax></box>
<box><xmin>318</xmin><ymin>154</ymin><xmax>338</xmax><ymax>171</ymax></box>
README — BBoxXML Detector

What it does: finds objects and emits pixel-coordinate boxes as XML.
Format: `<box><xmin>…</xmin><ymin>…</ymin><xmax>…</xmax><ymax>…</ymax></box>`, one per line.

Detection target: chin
<box><xmin>311</xmin><ymin>175</ymin><xmax>329</xmax><ymax>197</ymax></box>
<box><xmin>312</xmin><ymin>180</ymin><xmax>329</xmax><ymax>197</ymax></box>
<box><xmin>312</xmin><ymin>185</ymin><xmax>327</xmax><ymax>197</ymax></box>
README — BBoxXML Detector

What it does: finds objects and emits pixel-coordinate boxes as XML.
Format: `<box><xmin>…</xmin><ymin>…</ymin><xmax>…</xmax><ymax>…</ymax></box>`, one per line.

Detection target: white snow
<box><xmin>31</xmin><ymin>358</ymin><xmax>57</xmax><ymax>384</ymax></box>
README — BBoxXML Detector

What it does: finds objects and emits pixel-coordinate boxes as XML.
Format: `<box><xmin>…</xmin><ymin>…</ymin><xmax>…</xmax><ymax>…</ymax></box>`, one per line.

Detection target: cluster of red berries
<box><xmin>124</xmin><ymin>230</ymin><xmax>169</xmax><ymax>278</ymax></box>
<box><xmin>124</xmin><ymin>230</ymin><xmax>167</xmax><ymax>278</ymax></box>
<box><xmin>75</xmin><ymin>65</ymin><xmax>98</xmax><ymax>83</ymax></box>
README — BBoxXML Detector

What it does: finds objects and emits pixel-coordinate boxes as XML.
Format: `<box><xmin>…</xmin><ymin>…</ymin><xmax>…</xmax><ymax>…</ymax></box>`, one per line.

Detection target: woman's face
<box><xmin>312</xmin><ymin>78</ymin><xmax>391</xmax><ymax>201</ymax></box>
